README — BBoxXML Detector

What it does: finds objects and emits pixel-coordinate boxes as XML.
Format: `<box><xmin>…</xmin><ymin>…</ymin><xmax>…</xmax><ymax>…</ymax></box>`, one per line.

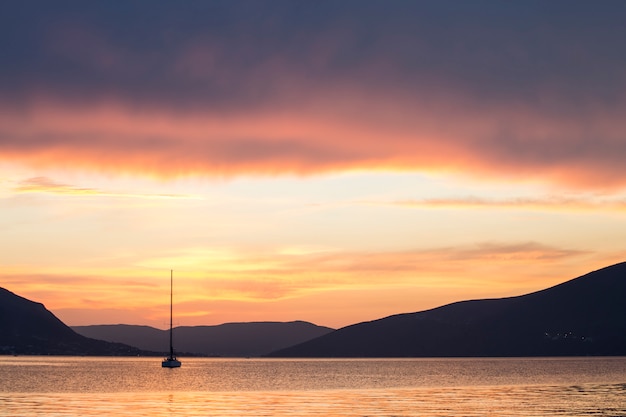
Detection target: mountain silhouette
<box><xmin>73</xmin><ymin>321</ymin><xmax>334</xmax><ymax>357</ymax></box>
<box><xmin>0</xmin><ymin>288</ymin><xmax>148</xmax><ymax>355</ymax></box>
<box><xmin>270</xmin><ymin>262</ymin><xmax>626</xmax><ymax>357</ymax></box>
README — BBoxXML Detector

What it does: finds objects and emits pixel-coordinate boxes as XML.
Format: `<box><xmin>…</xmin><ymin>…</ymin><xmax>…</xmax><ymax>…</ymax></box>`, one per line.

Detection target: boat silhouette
<box><xmin>162</xmin><ymin>270</ymin><xmax>181</xmax><ymax>368</ymax></box>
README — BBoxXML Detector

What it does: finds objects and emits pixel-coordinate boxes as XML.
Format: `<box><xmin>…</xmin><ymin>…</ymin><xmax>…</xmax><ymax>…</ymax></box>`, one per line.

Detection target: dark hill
<box><xmin>270</xmin><ymin>262</ymin><xmax>626</xmax><ymax>357</ymax></box>
<box><xmin>73</xmin><ymin>321</ymin><xmax>334</xmax><ymax>357</ymax></box>
<box><xmin>0</xmin><ymin>288</ymin><xmax>148</xmax><ymax>356</ymax></box>
<box><xmin>72</xmin><ymin>324</ymin><xmax>165</xmax><ymax>353</ymax></box>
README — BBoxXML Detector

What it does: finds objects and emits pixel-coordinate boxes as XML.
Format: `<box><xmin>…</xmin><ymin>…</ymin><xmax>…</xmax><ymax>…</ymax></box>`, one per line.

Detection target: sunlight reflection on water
<box><xmin>3</xmin><ymin>384</ymin><xmax>625</xmax><ymax>417</ymax></box>
<box><xmin>1</xmin><ymin>357</ymin><xmax>625</xmax><ymax>416</ymax></box>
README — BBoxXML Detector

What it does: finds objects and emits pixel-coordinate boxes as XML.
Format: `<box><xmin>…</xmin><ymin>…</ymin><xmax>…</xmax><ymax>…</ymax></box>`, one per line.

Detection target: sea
<box><xmin>0</xmin><ymin>356</ymin><xmax>625</xmax><ymax>416</ymax></box>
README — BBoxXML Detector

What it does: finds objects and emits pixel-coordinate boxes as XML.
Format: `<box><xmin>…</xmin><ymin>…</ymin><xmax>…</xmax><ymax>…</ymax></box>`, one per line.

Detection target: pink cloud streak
<box><xmin>1</xmin><ymin>85</ymin><xmax>625</xmax><ymax>190</ymax></box>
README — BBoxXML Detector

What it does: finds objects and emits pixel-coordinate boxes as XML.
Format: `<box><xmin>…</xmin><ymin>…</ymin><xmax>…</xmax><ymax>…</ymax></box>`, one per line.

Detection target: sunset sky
<box><xmin>2</xmin><ymin>1</ymin><xmax>626</xmax><ymax>329</ymax></box>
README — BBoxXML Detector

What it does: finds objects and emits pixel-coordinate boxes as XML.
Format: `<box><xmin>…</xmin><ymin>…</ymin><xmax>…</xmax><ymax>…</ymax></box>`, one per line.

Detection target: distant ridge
<box><xmin>5</xmin><ymin>261</ymin><xmax>625</xmax><ymax>357</ymax></box>
<box><xmin>0</xmin><ymin>288</ymin><xmax>148</xmax><ymax>355</ymax></box>
<box><xmin>73</xmin><ymin>321</ymin><xmax>334</xmax><ymax>357</ymax></box>
<box><xmin>270</xmin><ymin>262</ymin><xmax>626</xmax><ymax>357</ymax></box>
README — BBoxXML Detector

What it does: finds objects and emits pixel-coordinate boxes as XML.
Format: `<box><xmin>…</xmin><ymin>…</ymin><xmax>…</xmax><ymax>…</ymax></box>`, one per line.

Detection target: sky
<box><xmin>2</xmin><ymin>0</ymin><xmax>626</xmax><ymax>329</ymax></box>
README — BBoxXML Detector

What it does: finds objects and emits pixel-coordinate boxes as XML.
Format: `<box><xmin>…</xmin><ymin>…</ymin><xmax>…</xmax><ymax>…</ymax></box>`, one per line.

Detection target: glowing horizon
<box><xmin>2</xmin><ymin>1</ymin><xmax>626</xmax><ymax>329</ymax></box>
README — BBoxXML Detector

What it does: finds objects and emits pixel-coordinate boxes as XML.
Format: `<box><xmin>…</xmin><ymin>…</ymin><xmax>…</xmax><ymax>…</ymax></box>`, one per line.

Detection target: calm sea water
<box><xmin>0</xmin><ymin>356</ymin><xmax>624</xmax><ymax>416</ymax></box>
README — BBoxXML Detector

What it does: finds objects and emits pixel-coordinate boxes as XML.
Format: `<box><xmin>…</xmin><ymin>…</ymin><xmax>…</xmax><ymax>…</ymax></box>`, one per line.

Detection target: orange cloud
<box><xmin>1</xmin><ymin>242</ymin><xmax>606</xmax><ymax>328</ymax></box>
<box><xmin>13</xmin><ymin>176</ymin><xmax>196</xmax><ymax>199</ymax></box>
<box><xmin>14</xmin><ymin>176</ymin><xmax>104</xmax><ymax>196</ymax></box>
<box><xmin>378</xmin><ymin>196</ymin><xmax>626</xmax><ymax>213</ymax></box>
<box><xmin>2</xmin><ymin>88</ymin><xmax>626</xmax><ymax>190</ymax></box>
<box><xmin>3</xmin><ymin>2</ymin><xmax>626</xmax><ymax>193</ymax></box>
<box><xmin>55</xmin><ymin>242</ymin><xmax>594</xmax><ymax>299</ymax></box>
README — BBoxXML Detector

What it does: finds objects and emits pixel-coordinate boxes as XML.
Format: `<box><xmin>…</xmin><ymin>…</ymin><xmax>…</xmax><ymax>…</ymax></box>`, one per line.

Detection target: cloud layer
<box><xmin>2</xmin><ymin>1</ymin><xmax>626</xmax><ymax>187</ymax></box>
<box><xmin>4</xmin><ymin>240</ymin><xmax>596</xmax><ymax>328</ymax></box>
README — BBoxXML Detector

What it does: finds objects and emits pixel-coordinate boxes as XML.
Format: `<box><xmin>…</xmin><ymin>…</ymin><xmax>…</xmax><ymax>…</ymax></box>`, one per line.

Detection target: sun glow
<box><xmin>2</xmin><ymin>1</ymin><xmax>626</xmax><ymax>329</ymax></box>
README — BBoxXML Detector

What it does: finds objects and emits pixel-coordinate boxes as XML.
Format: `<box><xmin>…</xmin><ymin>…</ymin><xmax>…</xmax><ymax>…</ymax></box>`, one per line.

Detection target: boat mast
<box><xmin>169</xmin><ymin>269</ymin><xmax>174</xmax><ymax>358</ymax></box>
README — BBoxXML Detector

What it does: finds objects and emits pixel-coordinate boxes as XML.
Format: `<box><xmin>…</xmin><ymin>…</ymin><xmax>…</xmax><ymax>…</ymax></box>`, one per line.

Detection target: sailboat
<box><xmin>162</xmin><ymin>270</ymin><xmax>182</xmax><ymax>368</ymax></box>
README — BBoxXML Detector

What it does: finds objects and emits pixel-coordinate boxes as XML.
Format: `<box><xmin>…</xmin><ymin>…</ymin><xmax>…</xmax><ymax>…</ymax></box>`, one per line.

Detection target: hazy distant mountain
<box><xmin>270</xmin><ymin>262</ymin><xmax>626</xmax><ymax>357</ymax></box>
<box><xmin>0</xmin><ymin>288</ymin><xmax>147</xmax><ymax>356</ymax></box>
<box><xmin>73</xmin><ymin>321</ymin><xmax>334</xmax><ymax>357</ymax></box>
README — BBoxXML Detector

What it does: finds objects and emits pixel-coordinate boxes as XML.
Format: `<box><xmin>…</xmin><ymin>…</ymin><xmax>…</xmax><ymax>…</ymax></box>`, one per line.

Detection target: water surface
<box><xmin>1</xmin><ymin>357</ymin><xmax>624</xmax><ymax>416</ymax></box>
